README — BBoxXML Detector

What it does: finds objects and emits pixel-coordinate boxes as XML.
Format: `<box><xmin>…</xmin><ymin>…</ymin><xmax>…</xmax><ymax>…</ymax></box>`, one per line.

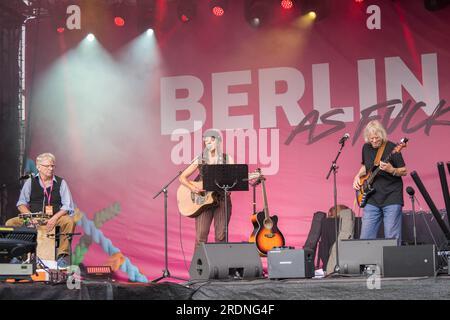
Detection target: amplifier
<box><xmin>0</xmin><ymin>263</ymin><xmax>34</xmax><ymax>278</ymax></box>
<box><xmin>383</xmin><ymin>245</ymin><xmax>437</xmax><ymax>277</ymax></box>
<box><xmin>339</xmin><ymin>238</ymin><xmax>397</xmax><ymax>275</ymax></box>
<box><xmin>267</xmin><ymin>248</ymin><xmax>315</xmax><ymax>279</ymax></box>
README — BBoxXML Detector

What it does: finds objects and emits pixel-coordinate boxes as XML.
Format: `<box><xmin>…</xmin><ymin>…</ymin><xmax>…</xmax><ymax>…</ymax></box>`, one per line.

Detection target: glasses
<box><xmin>40</xmin><ymin>164</ymin><xmax>55</xmax><ymax>168</ymax></box>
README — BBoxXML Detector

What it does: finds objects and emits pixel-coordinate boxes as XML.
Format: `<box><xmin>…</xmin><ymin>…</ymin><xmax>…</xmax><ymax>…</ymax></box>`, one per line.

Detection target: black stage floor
<box><xmin>1</xmin><ymin>275</ymin><xmax>450</xmax><ymax>300</ymax></box>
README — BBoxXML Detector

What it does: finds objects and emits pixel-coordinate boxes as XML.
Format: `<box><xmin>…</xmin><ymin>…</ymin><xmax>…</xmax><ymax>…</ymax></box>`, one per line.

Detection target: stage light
<box><xmin>49</xmin><ymin>2</ymin><xmax>68</xmax><ymax>34</ymax></box>
<box><xmin>177</xmin><ymin>0</ymin><xmax>197</xmax><ymax>23</ymax></box>
<box><xmin>80</xmin><ymin>264</ymin><xmax>113</xmax><ymax>281</ymax></box>
<box><xmin>114</xmin><ymin>16</ymin><xmax>125</xmax><ymax>27</ymax></box>
<box><xmin>300</xmin><ymin>0</ymin><xmax>329</xmax><ymax>21</ymax></box>
<box><xmin>146</xmin><ymin>28</ymin><xmax>154</xmax><ymax>36</ymax></box>
<box><xmin>210</xmin><ymin>0</ymin><xmax>228</xmax><ymax>16</ymax></box>
<box><xmin>355</xmin><ymin>0</ymin><xmax>364</xmax><ymax>3</ymax></box>
<box><xmin>212</xmin><ymin>6</ymin><xmax>225</xmax><ymax>16</ymax></box>
<box><xmin>86</xmin><ymin>33</ymin><xmax>95</xmax><ymax>42</ymax></box>
<box><xmin>308</xmin><ymin>11</ymin><xmax>317</xmax><ymax>19</ymax></box>
<box><xmin>245</xmin><ymin>0</ymin><xmax>272</xmax><ymax>27</ymax></box>
<box><xmin>137</xmin><ymin>0</ymin><xmax>155</xmax><ymax>34</ymax></box>
<box><xmin>251</xmin><ymin>17</ymin><xmax>261</xmax><ymax>27</ymax></box>
<box><xmin>281</xmin><ymin>0</ymin><xmax>294</xmax><ymax>10</ymax></box>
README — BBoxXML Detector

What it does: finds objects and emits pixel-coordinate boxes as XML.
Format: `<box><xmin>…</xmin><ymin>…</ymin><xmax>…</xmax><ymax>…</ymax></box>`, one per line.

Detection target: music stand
<box><xmin>203</xmin><ymin>164</ymin><xmax>249</xmax><ymax>243</ymax></box>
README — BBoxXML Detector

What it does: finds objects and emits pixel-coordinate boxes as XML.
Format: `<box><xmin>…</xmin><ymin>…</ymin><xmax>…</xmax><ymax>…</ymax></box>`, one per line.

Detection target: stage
<box><xmin>1</xmin><ymin>275</ymin><xmax>450</xmax><ymax>300</ymax></box>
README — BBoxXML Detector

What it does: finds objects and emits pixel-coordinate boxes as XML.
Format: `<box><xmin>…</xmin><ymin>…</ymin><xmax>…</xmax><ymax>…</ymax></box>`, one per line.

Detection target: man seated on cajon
<box><xmin>6</xmin><ymin>152</ymin><xmax>75</xmax><ymax>268</ymax></box>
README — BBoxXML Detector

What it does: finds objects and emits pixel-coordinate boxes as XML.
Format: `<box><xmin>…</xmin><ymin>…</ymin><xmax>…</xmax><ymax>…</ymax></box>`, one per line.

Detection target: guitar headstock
<box><xmin>249</xmin><ymin>168</ymin><xmax>265</xmax><ymax>181</ymax></box>
<box><xmin>393</xmin><ymin>137</ymin><xmax>408</xmax><ymax>154</ymax></box>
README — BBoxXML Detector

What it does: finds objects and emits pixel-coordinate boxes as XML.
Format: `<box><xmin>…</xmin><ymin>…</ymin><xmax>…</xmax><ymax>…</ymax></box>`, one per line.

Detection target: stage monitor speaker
<box><xmin>339</xmin><ymin>238</ymin><xmax>397</xmax><ymax>275</ymax></box>
<box><xmin>189</xmin><ymin>242</ymin><xmax>263</xmax><ymax>280</ymax></box>
<box><xmin>267</xmin><ymin>248</ymin><xmax>315</xmax><ymax>279</ymax></box>
<box><xmin>383</xmin><ymin>245</ymin><xmax>437</xmax><ymax>277</ymax></box>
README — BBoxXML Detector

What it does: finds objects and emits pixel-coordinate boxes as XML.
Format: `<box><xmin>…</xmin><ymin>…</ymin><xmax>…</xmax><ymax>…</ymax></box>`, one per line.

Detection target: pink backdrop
<box><xmin>25</xmin><ymin>0</ymin><xmax>450</xmax><ymax>281</ymax></box>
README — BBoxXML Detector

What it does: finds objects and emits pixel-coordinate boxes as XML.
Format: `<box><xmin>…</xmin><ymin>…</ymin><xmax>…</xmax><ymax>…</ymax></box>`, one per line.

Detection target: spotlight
<box><xmin>112</xmin><ymin>3</ymin><xmax>128</xmax><ymax>27</ymax></box>
<box><xmin>301</xmin><ymin>0</ymin><xmax>330</xmax><ymax>21</ymax></box>
<box><xmin>114</xmin><ymin>16</ymin><xmax>125</xmax><ymax>27</ymax></box>
<box><xmin>245</xmin><ymin>0</ymin><xmax>272</xmax><ymax>27</ymax></box>
<box><xmin>86</xmin><ymin>33</ymin><xmax>95</xmax><ymax>42</ymax></box>
<box><xmin>251</xmin><ymin>17</ymin><xmax>261</xmax><ymax>27</ymax></box>
<box><xmin>177</xmin><ymin>0</ymin><xmax>197</xmax><ymax>23</ymax></box>
<box><xmin>212</xmin><ymin>6</ymin><xmax>225</xmax><ymax>16</ymax></box>
<box><xmin>50</xmin><ymin>2</ymin><xmax>68</xmax><ymax>34</ymax></box>
<box><xmin>137</xmin><ymin>1</ymin><xmax>155</xmax><ymax>33</ymax></box>
<box><xmin>280</xmin><ymin>0</ymin><xmax>294</xmax><ymax>10</ymax></box>
<box><xmin>146</xmin><ymin>28</ymin><xmax>154</xmax><ymax>36</ymax></box>
<box><xmin>210</xmin><ymin>0</ymin><xmax>228</xmax><ymax>16</ymax></box>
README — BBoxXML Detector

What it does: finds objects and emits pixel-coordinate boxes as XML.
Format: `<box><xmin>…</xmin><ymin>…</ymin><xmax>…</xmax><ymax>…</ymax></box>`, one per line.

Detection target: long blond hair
<box><xmin>363</xmin><ymin>120</ymin><xmax>387</xmax><ymax>143</ymax></box>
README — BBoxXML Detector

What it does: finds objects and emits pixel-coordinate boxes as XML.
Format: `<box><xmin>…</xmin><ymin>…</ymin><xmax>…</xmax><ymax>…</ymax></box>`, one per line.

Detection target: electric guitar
<box><xmin>177</xmin><ymin>170</ymin><xmax>262</xmax><ymax>218</ymax></box>
<box><xmin>249</xmin><ymin>169</ymin><xmax>285</xmax><ymax>256</ymax></box>
<box><xmin>356</xmin><ymin>137</ymin><xmax>408</xmax><ymax>208</ymax></box>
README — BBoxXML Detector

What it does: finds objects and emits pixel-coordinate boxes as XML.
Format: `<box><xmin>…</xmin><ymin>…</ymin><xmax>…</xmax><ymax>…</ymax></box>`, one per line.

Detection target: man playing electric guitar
<box><xmin>352</xmin><ymin>120</ymin><xmax>408</xmax><ymax>243</ymax></box>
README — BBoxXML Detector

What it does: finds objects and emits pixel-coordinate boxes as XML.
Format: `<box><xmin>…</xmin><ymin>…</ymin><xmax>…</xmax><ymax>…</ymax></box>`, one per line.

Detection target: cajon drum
<box><xmin>37</xmin><ymin>225</ymin><xmax>56</xmax><ymax>261</ymax></box>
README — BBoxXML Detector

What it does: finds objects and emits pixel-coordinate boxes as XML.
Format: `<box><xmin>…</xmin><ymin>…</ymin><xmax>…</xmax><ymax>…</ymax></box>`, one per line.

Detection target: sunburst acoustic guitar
<box><xmin>249</xmin><ymin>170</ymin><xmax>285</xmax><ymax>256</ymax></box>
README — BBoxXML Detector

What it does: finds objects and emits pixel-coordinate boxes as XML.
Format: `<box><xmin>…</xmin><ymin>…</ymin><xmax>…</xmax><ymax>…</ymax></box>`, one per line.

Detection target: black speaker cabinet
<box><xmin>267</xmin><ymin>248</ymin><xmax>315</xmax><ymax>279</ymax></box>
<box><xmin>189</xmin><ymin>242</ymin><xmax>263</xmax><ymax>280</ymax></box>
<box><xmin>339</xmin><ymin>239</ymin><xmax>398</xmax><ymax>275</ymax></box>
<box><xmin>383</xmin><ymin>245</ymin><xmax>437</xmax><ymax>277</ymax></box>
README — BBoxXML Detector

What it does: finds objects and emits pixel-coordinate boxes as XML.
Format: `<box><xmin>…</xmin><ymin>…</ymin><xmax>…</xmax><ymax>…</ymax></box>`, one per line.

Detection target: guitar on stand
<box><xmin>356</xmin><ymin>137</ymin><xmax>409</xmax><ymax>208</ymax></box>
<box><xmin>249</xmin><ymin>169</ymin><xmax>285</xmax><ymax>256</ymax></box>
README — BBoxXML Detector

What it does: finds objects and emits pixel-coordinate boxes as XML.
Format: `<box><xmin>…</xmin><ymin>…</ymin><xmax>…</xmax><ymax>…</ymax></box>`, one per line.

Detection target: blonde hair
<box><xmin>363</xmin><ymin>120</ymin><xmax>387</xmax><ymax>143</ymax></box>
<box><xmin>36</xmin><ymin>153</ymin><xmax>56</xmax><ymax>165</ymax></box>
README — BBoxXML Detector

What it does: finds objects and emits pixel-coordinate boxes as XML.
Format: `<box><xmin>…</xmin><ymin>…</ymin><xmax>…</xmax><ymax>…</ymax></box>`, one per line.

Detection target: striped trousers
<box><xmin>195</xmin><ymin>197</ymin><xmax>232</xmax><ymax>247</ymax></box>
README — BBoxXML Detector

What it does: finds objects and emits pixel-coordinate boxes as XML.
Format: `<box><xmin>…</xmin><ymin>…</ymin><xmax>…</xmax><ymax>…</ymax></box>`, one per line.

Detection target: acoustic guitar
<box><xmin>249</xmin><ymin>170</ymin><xmax>285</xmax><ymax>256</ymax></box>
<box><xmin>356</xmin><ymin>137</ymin><xmax>408</xmax><ymax>208</ymax></box>
<box><xmin>177</xmin><ymin>170</ymin><xmax>261</xmax><ymax>218</ymax></box>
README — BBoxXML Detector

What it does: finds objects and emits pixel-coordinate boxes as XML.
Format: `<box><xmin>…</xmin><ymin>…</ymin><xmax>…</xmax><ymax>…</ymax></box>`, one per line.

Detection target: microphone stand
<box><xmin>326</xmin><ymin>140</ymin><xmax>347</xmax><ymax>274</ymax></box>
<box><xmin>152</xmin><ymin>158</ymin><xmax>198</xmax><ymax>283</ymax></box>
<box><xmin>215</xmin><ymin>181</ymin><xmax>237</xmax><ymax>243</ymax></box>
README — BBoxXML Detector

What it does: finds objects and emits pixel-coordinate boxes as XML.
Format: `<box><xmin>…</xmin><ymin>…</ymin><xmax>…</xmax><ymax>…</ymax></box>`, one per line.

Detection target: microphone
<box><xmin>338</xmin><ymin>133</ymin><xmax>350</xmax><ymax>144</ymax></box>
<box><xmin>19</xmin><ymin>173</ymin><xmax>34</xmax><ymax>180</ymax></box>
<box><xmin>406</xmin><ymin>186</ymin><xmax>415</xmax><ymax>196</ymax></box>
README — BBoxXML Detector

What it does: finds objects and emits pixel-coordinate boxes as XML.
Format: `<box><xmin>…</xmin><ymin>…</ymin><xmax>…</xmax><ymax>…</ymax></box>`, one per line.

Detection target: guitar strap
<box><xmin>373</xmin><ymin>141</ymin><xmax>387</xmax><ymax>166</ymax></box>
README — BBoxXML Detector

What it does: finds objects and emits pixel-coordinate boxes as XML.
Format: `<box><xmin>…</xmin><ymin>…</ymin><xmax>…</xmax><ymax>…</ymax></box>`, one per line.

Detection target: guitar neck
<box><xmin>368</xmin><ymin>150</ymin><xmax>396</xmax><ymax>184</ymax></box>
<box><xmin>261</xmin><ymin>179</ymin><xmax>270</xmax><ymax>219</ymax></box>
